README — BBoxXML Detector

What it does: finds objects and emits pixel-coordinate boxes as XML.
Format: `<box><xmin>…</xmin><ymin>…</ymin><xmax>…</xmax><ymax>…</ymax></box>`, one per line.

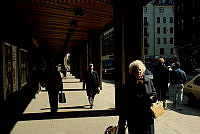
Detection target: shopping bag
<box><xmin>59</xmin><ymin>91</ymin><xmax>66</xmax><ymax>103</ymax></box>
<box><xmin>150</xmin><ymin>101</ymin><xmax>165</xmax><ymax>119</ymax></box>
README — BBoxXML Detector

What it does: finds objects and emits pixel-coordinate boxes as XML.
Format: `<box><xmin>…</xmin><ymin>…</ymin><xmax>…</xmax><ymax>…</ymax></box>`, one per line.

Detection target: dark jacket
<box><xmin>83</xmin><ymin>71</ymin><xmax>99</xmax><ymax>96</ymax></box>
<box><xmin>43</xmin><ymin>68</ymin><xmax>63</xmax><ymax>91</ymax></box>
<box><xmin>118</xmin><ymin>75</ymin><xmax>157</xmax><ymax>134</ymax></box>
<box><xmin>153</xmin><ymin>64</ymin><xmax>169</xmax><ymax>100</ymax></box>
<box><xmin>170</xmin><ymin>68</ymin><xmax>187</xmax><ymax>84</ymax></box>
<box><xmin>153</xmin><ymin>64</ymin><xmax>169</xmax><ymax>90</ymax></box>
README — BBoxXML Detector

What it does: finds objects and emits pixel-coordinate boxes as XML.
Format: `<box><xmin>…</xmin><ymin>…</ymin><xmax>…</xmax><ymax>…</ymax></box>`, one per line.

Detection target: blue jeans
<box><xmin>171</xmin><ymin>84</ymin><xmax>184</xmax><ymax>108</ymax></box>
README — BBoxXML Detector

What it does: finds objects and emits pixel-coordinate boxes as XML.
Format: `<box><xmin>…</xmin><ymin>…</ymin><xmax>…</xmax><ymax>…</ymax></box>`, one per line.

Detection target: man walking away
<box><xmin>153</xmin><ymin>58</ymin><xmax>169</xmax><ymax>109</ymax></box>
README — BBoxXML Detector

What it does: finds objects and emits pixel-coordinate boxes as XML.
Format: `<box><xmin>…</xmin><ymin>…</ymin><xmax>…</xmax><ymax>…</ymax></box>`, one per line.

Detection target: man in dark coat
<box><xmin>41</xmin><ymin>59</ymin><xmax>63</xmax><ymax>113</ymax></box>
<box><xmin>83</xmin><ymin>63</ymin><xmax>100</xmax><ymax>109</ymax></box>
<box><xmin>153</xmin><ymin>58</ymin><xmax>169</xmax><ymax>109</ymax></box>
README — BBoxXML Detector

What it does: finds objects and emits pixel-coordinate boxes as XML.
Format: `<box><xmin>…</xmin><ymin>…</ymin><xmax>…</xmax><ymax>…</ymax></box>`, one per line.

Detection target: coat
<box><xmin>83</xmin><ymin>71</ymin><xmax>99</xmax><ymax>96</ymax></box>
<box><xmin>153</xmin><ymin>64</ymin><xmax>169</xmax><ymax>100</ymax></box>
<box><xmin>118</xmin><ymin>75</ymin><xmax>157</xmax><ymax>134</ymax></box>
<box><xmin>43</xmin><ymin>68</ymin><xmax>63</xmax><ymax>91</ymax></box>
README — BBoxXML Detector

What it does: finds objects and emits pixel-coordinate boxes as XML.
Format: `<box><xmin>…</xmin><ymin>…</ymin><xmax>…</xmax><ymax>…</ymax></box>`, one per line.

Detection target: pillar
<box><xmin>88</xmin><ymin>30</ymin><xmax>102</xmax><ymax>89</ymax></box>
<box><xmin>114</xmin><ymin>1</ymin><xmax>145</xmax><ymax>111</ymax></box>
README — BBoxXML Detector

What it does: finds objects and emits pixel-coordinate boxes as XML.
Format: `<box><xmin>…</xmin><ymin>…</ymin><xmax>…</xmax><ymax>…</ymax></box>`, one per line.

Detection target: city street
<box><xmin>10</xmin><ymin>73</ymin><xmax>200</xmax><ymax>134</ymax></box>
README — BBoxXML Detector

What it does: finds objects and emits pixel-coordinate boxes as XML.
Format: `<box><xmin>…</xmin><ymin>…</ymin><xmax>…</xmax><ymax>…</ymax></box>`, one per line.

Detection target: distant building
<box><xmin>143</xmin><ymin>0</ymin><xmax>176</xmax><ymax>62</ymax></box>
<box><xmin>174</xmin><ymin>0</ymin><xmax>200</xmax><ymax>73</ymax></box>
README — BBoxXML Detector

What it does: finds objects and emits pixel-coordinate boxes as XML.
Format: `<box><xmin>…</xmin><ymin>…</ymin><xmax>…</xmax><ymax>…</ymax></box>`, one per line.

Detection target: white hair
<box><xmin>129</xmin><ymin>60</ymin><xmax>146</xmax><ymax>75</ymax></box>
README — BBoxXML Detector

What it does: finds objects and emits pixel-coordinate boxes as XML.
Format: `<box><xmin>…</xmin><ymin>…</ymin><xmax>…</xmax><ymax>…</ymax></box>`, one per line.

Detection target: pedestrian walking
<box><xmin>83</xmin><ymin>63</ymin><xmax>100</xmax><ymax>109</ymax></box>
<box><xmin>153</xmin><ymin>58</ymin><xmax>169</xmax><ymax>109</ymax></box>
<box><xmin>118</xmin><ymin>60</ymin><xmax>157</xmax><ymax>134</ymax></box>
<box><xmin>41</xmin><ymin>58</ymin><xmax>63</xmax><ymax>113</ymax></box>
<box><xmin>170</xmin><ymin>62</ymin><xmax>187</xmax><ymax>111</ymax></box>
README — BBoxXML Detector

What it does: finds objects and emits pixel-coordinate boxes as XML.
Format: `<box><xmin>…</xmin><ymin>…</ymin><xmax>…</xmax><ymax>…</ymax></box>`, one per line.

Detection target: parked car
<box><xmin>195</xmin><ymin>68</ymin><xmax>200</xmax><ymax>73</ymax></box>
<box><xmin>184</xmin><ymin>74</ymin><xmax>200</xmax><ymax>105</ymax></box>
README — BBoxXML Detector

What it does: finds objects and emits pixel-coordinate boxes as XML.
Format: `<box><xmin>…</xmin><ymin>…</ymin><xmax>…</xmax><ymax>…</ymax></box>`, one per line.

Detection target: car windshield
<box><xmin>193</xmin><ymin>76</ymin><xmax>200</xmax><ymax>86</ymax></box>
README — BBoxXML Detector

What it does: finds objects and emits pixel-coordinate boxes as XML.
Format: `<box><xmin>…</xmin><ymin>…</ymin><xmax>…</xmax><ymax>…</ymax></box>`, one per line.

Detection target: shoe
<box><xmin>90</xmin><ymin>105</ymin><xmax>93</xmax><ymax>109</ymax></box>
<box><xmin>51</xmin><ymin>108</ymin><xmax>58</xmax><ymax>113</ymax></box>
<box><xmin>163</xmin><ymin>101</ymin><xmax>167</xmax><ymax>109</ymax></box>
<box><xmin>177</xmin><ymin>107</ymin><xmax>182</xmax><ymax>111</ymax></box>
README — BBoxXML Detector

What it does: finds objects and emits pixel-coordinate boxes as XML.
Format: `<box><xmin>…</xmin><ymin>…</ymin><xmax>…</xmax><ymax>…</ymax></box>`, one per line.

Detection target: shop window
<box><xmin>19</xmin><ymin>49</ymin><xmax>28</xmax><ymax>88</ymax></box>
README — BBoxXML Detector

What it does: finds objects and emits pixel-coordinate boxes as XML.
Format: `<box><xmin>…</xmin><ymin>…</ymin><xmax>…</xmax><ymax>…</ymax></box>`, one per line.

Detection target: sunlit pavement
<box><xmin>10</xmin><ymin>73</ymin><xmax>200</xmax><ymax>134</ymax></box>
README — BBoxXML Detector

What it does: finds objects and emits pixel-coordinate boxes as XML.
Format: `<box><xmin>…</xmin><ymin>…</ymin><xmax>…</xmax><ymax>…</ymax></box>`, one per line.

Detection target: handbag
<box><xmin>150</xmin><ymin>101</ymin><xmax>165</xmax><ymax>119</ymax></box>
<box><xmin>104</xmin><ymin>126</ymin><xmax>118</xmax><ymax>134</ymax></box>
<box><xmin>59</xmin><ymin>91</ymin><xmax>66</xmax><ymax>103</ymax></box>
<box><xmin>104</xmin><ymin>125</ymin><xmax>128</xmax><ymax>134</ymax></box>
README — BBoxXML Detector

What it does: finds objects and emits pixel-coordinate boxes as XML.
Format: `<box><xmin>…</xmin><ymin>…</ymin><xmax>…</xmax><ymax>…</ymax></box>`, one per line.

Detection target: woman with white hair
<box><xmin>118</xmin><ymin>60</ymin><xmax>157</xmax><ymax>134</ymax></box>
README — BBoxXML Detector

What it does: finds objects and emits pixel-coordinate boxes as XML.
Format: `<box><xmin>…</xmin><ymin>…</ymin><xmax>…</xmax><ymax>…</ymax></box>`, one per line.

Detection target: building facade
<box><xmin>174</xmin><ymin>0</ymin><xmax>200</xmax><ymax>73</ymax></box>
<box><xmin>143</xmin><ymin>0</ymin><xmax>176</xmax><ymax>62</ymax></box>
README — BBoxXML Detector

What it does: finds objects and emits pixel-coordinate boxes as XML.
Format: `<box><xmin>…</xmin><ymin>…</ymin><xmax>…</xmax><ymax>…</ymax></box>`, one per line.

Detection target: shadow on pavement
<box><xmin>19</xmin><ymin>109</ymin><xmax>117</xmax><ymax>121</ymax></box>
<box><xmin>62</xmin><ymin>81</ymin><xmax>81</xmax><ymax>83</ymax></box>
<box><xmin>63</xmin><ymin>89</ymin><xmax>86</xmax><ymax>91</ymax></box>
<box><xmin>102</xmin><ymin>79</ymin><xmax>114</xmax><ymax>84</ymax></box>
<box><xmin>40</xmin><ymin>105</ymin><xmax>91</xmax><ymax>110</ymax></box>
<box><xmin>1</xmin><ymin>85</ymin><xmax>38</xmax><ymax>134</ymax></box>
<box><xmin>41</xmin><ymin>88</ymin><xmax>85</xmax><ymax>92</ymax></box>
<box><xmin>167</xmin><ymin>103</ymin><xmax>200</xmax><ymax>117</ymax></box>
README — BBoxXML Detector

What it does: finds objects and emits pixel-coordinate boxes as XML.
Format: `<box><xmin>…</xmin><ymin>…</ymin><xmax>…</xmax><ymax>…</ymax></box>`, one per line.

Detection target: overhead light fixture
<box><xmin>68</xmin><ymin>28</ymin><xmax>74</xmax><ymax>34</ymax></box>
<box><xmin>70</xmin><ymin>20</ymin><xmax>77</xmax><ymax>27</ymax></box>
<box><xmin>73</xmin><ymin>8</ymin><xmax>83</xmax><ymax>16</ymax></box>
<box><xmin>67</xmin><ymin>33</ymin><xmax>72</xmax><ymax>38</ymax></box>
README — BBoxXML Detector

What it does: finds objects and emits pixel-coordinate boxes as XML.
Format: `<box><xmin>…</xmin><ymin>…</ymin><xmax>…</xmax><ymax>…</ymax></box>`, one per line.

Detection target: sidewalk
<box><xmin>10</xmin><ymin>73</ymin><xmax>200</xmax><ymax>134</ymax></box>
<box><xmin>11</xmin><ymin>73</ymin><xmax>118</xmax><ymax>134</ymax></box>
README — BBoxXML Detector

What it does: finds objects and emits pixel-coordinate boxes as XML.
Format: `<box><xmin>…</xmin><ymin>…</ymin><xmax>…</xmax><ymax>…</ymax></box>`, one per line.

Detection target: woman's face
<box><xmin>132</xmin><ymin>66</ymin><xmax>144</xmax><ymax>79</ymax></box>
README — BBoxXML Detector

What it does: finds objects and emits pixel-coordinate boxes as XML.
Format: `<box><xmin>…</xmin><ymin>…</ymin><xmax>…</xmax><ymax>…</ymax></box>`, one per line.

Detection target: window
<box><xmin>19</xmin><ymin>49</ymin><xmax>28</xmax><ymax>88</ymax></box>
<box><xmin>144</xmin><ymin>27</ymin><xmax>148</xmax><ymax>36</ymax></box>
<box><xmin>144</xmin><ymin>38</ymin><xmax>149</xmax><ymax>47</ymax></box>
<box><xmin>163</xmin><ymin>17</ymin><xmax>166</xmax><ymax>23</ymax></box>
<box><xmin>163</xmin><ymin>38</ymin><xmax>167</xmax><ymax>44</ymax></box>
<box><xmin>144</xmin><ymin>17</ymin><xmax>148</xmax><ymax>26</ymax></box>
<box><xmin>157</xmin><ymin>38</ymin><xmax>160</xmax><ymax>44</ymax></box>
<box><xmin>103</xmin><ymin>31</ymin><xmax>114</xmax><ymax>55</ymax></box>
<box><xmin>144</xmin><ymin>49</ymin><xmax>148</xmax><ymax>55</ymax></box>
<box><xmin>163</xmin><ymin>27</ymin><xmax>167</xmax><ymax>33</ymax></box>
<box><xmin>160</xmin><ymin>48</ymin><xmax>164</xmax><ymax>55</ymax></box>
<box><xmin>170</xmin><ymin>27</ymin><xmax>173</xmax><ymax>33</ymax></box>
<box><xmin>193</xmin><ymin>76</ymin><xmax>200</xmax><ymax>86</ymax></box>
<box><xmin>144</xmin><ymin>7</ymin><xmax>147</xmax><ymax>13</ymax></box>
<box><xmin>144</xmin><ymin>38</ymin><xmax>148</xmax><ymax>44</ymax></box>
<box><xmin>170</xmin><ymin>17</ymin><xmax>173</xmax><ymax>23</ymax></box>
<box><xmin>170</xmin><ymin>48</ymin><xmax>174</xmax><ymax>54</ymax></box>
<box><xmin>170</xmin><ymin>38</ymin><xmax>174</xmax><ymax>44</ymax></box>
<box><xmin>144</xmin><ymin>17</ymin><xmax>147</xmax><ymax>23</ymax></box>
<box><xmin>157</xmin><ymin>27</ymin><xmax>160</xmax><ymax>34</ymax></box>
<box><xmin>159</xmin><ymin>8</ymin><xmax>164</xmax><ymax>13</ymax></box>
<box><xmin>157</xmin><ymin>17</ymin><xmax>160</xmax><ymax>23</ymax></box>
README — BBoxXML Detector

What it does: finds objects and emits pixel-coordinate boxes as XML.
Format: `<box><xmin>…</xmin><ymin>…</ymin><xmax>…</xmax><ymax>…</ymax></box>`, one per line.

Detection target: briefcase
<box><xmin>59</xmin><ymin>91</ymin><xmax>66</xmax><ymax>103</ymax></box>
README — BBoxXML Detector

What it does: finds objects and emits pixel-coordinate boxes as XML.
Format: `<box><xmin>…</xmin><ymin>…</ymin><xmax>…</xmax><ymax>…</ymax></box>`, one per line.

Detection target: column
<box><xmin>114</xmin><ymin>1</ymin><xmax>145</xmax><ymax>111</ymax></box>
<box><xmin>88</xmin><ymin>30</ymin><xmax>102</xmax><ymax>89</ymax></box>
